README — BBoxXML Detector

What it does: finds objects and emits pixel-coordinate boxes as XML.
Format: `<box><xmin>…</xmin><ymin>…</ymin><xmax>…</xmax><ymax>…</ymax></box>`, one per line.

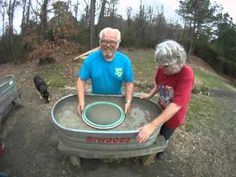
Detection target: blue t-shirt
<box><xmin>77</xmin><ymin>50</ymin><xmax>134</xmax><ymax>95</ymax></box>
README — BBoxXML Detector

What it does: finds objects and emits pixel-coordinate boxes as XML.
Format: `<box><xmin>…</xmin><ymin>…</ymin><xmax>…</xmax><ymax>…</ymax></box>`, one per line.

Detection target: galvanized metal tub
<box><xmin>51</xmin><ymin>94</ymin><xmax>163</xmax><ymax>150</ymax></box>
<box><xmin>0</xmin><ymin>75</ymin><xmax>18</xmax><ymax>121</ymax></box>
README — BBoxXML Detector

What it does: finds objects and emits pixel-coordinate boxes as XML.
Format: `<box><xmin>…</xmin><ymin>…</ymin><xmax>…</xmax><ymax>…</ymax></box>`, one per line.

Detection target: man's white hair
<box><xmin>155</xmin><ymin>40</ymin><xmax>186</xmax><ymax>73</ymax></box>
<box><xmin>99</xmin><ymin>27</ymin><xmax>121</xmax><ymax>42</ymax></box>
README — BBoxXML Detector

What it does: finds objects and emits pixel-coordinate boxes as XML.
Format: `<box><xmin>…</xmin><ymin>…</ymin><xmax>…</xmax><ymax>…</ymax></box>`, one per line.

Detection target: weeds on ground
<box><xmin>37</xmin><ymin>63</ymin><xmax>66</xmax><ymax>87</ymax></box>
<box><xmin>123</xmin><ymin>49</ymin><xmax>156</xmax><ymax>83</ymax></box>
<box><xmin>184</xmin><ymin>94</ymin><xmax>224</xmax><ymax>135</ymax></box>
<box><xmin>193</xmin><ymin>68</ymin><xmax>236</xmax><ymax>91</ymax></box>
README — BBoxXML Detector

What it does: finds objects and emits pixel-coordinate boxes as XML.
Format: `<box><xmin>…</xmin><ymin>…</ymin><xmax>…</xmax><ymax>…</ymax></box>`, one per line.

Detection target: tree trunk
<box><xmin>21</xmin><ymin>0</ymin><xmax>27</xmax><ymax>34</ymax></box>
<box><xmin>26</xmin><ymin>0</ymin><xmax>31</xmax><ymax>24</ymax></box>
<box><xmin>40</xmin><ymin>0</ymin><xmax>49</xmax><ymax>40</ymax></box>
<box><xmin>187</xmin><ymin>22</ymin><xmax>195</xmax><ymax>56</ymax></box>
<box><xmin>0</xmin><ymin>11</ymin><xmax>5</xmax><ymax>35</ymax></box>
<box><xmin>89</xmin><ymin>0</ymin><xmax>96</xmax><ymax>48</ymax></box>
<box><xmin>8</xmin><ymin>0</ymin><xmax>14</xmax><ymax>37</ymax></box>
<box><xmin>98</xmin><ymin>0</ymin><xmax>106</xmax><ymax>25</ymax></box>
<box><xmin>7</xmin><ymin>0</ymin><xmax>17</xmax><ymax>60</ymax></box>
<box><xmin>97</xmin><ymin>0</ymin><xmax>107</xmax><ymax>43</ymax></box>
<box><xmin>74</xmin><ymin>0</ymin><xmax>79</xmax><ymax>20</ymax></box>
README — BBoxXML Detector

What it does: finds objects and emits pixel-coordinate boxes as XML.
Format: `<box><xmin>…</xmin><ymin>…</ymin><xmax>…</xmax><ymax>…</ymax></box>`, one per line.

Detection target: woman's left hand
<box><xmin>136</xmin><ymin>123</ymin><xmax>156</xmax><ymax>143</ymax></box>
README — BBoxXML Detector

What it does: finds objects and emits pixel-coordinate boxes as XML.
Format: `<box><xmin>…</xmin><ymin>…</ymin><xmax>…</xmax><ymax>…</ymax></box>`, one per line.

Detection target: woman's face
<box><xmin>160</xmin><ymin>64</ymin><xmax>180</xmax><ymax>75</ymax></box>
<box><xmin>160</xmin><ymin>65</ymin><xmax>171</xmax><ymax>75</ymax></box>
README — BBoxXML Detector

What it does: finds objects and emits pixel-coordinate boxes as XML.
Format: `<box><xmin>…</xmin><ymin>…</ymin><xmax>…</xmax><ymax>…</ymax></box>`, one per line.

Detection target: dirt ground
<box><xmin>0</xmin><ymin>58</ymin><xmax>236</xmax><ymax>177</ymax></box>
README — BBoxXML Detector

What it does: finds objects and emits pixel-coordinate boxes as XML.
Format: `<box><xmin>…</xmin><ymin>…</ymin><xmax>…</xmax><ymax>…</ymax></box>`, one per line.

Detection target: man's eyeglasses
<box><xmin>101</xmin><ymin>40</ymin><xmax>118</xmax><ymax>47</ymax></box>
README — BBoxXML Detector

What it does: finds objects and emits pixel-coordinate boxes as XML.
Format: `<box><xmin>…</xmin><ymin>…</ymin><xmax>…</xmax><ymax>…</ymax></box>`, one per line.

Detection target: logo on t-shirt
<box><xmin>159</xmin><ymin>85</ymin><xmax>174</xmax><ymax>108</ymax></box>
<box><xmin>115</xmin><ymin>68</ymin><xmax>123</xmax><ymax>77</ymax></box>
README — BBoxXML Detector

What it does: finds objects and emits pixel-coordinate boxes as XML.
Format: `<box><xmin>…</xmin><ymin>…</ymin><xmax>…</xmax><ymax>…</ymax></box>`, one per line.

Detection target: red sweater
<box><xmin>155</xmin><ymin>65</ymin><xmax>194</xmax><ymax>128</ymax></box>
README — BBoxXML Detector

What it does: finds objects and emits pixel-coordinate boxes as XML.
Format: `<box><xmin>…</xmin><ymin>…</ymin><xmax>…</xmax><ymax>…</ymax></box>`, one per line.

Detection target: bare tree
<box><xmin>40</xmin><ymin>0</ymin><xmax>49</xmax><ymax>39</ymax></box>
<box><xmin>26</xmin><ymin>0</ymin><xmax>31</xmax><ymax>24</ymax></box>
<box><xmin>107</xmin><ymin>0</ymin><xmax>117</xmax><ymax>16</ymax></box>
<box><xmin>89</xmin><ymin>0</ymin><xmax>95</xmax><ymax>48</ymax></box>
<box><xmin>7</xmin><ymin>0</ymin><xmax>19</xmax><ymax>36</ymax></box>
<box><xmin>0</xmin><ymin>0</ymin><xmax>7</xmax><ymax>35</ymax></box>
<box><xmin>73</xmin><ymin>0</ymin><xmax>79</xmax><ymax>20</ymax></box>
<box><xmin>97</xmin><ymin>0</ymin><xmax>106</xmax><ymax>30</ymax></box>
<box><xmin>21</xmin><ymin>0</ymin><xmax>27</xmax><ymax>33</ymax></box>
<box><xmin>20</xmin><ymin>0</ymin><xmax>32</xmax><ymax>33</ymax></box>
<box><xmin>177</xmin><ymin>0</ymin><xmax>219</xmax><ymax>55</ymax></box>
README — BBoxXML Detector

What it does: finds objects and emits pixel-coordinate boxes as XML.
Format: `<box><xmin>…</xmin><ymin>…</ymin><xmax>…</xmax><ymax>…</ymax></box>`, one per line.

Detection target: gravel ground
<box><xmin>0</xmin><ymin>60</ymin><xmax>235</xmax><ymax>177</ymax></box>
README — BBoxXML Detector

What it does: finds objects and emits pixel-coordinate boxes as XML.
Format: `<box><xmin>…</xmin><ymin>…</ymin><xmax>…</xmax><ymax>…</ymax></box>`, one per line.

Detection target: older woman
<box><xmin>137</xmin><ymin>40</ymin><xmax>194</xmax><ymax>143</ymax></box>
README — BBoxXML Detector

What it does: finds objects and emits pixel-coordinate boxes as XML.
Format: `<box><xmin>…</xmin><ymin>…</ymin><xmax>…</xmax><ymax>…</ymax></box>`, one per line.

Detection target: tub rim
<box><xmin>51</xmin><ymin>93</ymin><xmax>162</xmax><ymax>134</ymax></box>
<box><xmin>0</xmin><ymin>74</ymin><xmax>15</xmax><ymax>88</ymax></box>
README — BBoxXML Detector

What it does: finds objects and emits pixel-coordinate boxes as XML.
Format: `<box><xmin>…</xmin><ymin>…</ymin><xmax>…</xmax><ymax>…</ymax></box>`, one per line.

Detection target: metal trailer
<box><xmin>51</xmin><ymin>94</ymin><xmax>168</xmax><ymax>166</ymax></box>
<box><xmin>0</xmin><ymin>75</ymin><xmax>18</xmax><ymax>131</ymax></box>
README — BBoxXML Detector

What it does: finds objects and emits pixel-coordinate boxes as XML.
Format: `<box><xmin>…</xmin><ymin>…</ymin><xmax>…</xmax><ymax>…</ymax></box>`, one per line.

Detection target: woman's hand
<box><xmin>140</xmin><ymin>93</ymin><xmax>151</xmax><ymax>99</ymax></box>
<box><xmin>136</xmin><ymin>123</ymin><xmax>157</xmax><ymax>143</ymax></box>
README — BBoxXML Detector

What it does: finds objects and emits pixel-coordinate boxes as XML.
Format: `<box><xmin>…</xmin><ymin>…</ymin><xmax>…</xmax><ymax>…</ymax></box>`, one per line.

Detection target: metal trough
<box><xmin>0</xmin><ymin>75</ymin><xmax>18</xmax><ymax>123</ymax></box>
<box><xmin>51</xmin><ymin>94</ymin><xmax>168</xmax><ymax>159</ymax></box>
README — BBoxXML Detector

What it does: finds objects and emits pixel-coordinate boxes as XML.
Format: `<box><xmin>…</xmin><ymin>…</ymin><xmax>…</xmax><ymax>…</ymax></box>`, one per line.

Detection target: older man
<box><xmin>76</xmin><ymin>27</ymin><xmax>134</xmax><ymax>115</ymax></box>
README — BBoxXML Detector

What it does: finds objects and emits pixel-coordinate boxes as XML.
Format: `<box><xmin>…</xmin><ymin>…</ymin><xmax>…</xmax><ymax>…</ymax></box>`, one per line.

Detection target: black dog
<box><xmin>33</xmin><ymin>75</ymin><xmax>50</xmax><ymax>103</ymax></box>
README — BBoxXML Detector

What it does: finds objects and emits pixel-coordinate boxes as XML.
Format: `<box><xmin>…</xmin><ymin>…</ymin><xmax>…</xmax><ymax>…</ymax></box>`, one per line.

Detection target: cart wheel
<box><xmin>70</xmin><ymin>155</ymin><xmax>80</xmax><ymax>167</ymax></box>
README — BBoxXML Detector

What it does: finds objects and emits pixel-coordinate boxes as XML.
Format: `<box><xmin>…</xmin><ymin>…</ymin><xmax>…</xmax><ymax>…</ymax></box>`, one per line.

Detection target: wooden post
<box><xmin>73</xmin><ymin>47</ymin><xmax>100</xmax><ymax>61</ymax></box>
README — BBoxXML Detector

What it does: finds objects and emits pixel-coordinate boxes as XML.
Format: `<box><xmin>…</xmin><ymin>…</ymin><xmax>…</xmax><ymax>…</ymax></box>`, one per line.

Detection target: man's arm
<box><xmin>124</xmin><ymin>82</ymin><xmax>134</xmax><ymax>114</ymax></box>
<box><xmin>76</xmin><ymin>78</ymin><xmax>86</xmax><ymax>115</ymax></box>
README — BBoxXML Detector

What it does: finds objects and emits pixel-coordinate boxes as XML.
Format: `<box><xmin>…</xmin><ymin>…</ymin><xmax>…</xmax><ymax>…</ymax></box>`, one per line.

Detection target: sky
<box><xmin>117</xmin><ymin>0</ymin><xmax>236</xmax><ymax>23</ymax></box>
<box><xmin>10</xmin><ymin>0</ymin><xmax>236</xmax><ymax>33</ymax></box>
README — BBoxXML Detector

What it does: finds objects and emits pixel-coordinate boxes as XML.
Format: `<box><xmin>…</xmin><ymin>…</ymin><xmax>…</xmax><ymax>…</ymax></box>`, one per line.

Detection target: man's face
<box><xmin>100</xmin><ymin>31</ymin><xmax>119</xmax><ymax>60</ymax></box>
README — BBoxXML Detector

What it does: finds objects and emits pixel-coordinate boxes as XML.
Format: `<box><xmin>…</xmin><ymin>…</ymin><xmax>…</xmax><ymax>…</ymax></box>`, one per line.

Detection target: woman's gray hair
<box><xmin>155</xmin><ymin>40</ymin><xmax>186</xmax><ymax>73</ymax></box>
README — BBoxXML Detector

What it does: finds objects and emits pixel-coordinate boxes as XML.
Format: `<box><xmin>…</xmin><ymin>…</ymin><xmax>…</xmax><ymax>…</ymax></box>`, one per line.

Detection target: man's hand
<box><xmin>124</xmin><ymin>101</ymin><xmax>131</xmax><ymax>115</ymax></box>
<box><xmin>77</xmin><ymin>102</ymin><xmax>85</xmax><ymax>116</ymax></box>
<box><xmin>136</xmin><ymin>123</ymin><xmax>157</xmax><ymax>143</ymax></box>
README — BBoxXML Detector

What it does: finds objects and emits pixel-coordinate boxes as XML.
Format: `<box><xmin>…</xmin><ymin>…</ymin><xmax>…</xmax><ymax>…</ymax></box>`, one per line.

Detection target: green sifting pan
<box><xmin>82</xmin><ymin>101</ymin><xmax>125</xmax><ymax>129</ymax></box>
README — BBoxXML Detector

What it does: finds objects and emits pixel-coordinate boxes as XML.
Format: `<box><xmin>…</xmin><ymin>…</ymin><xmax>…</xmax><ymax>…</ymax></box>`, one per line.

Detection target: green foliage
<box><xmin>192</xmin><ymin>11</ymin><xmax>236</xmax><ymax>79</ymax></box>
<box><xmin>194</xmin><ymin>40</ymin><xmax>236</xmax><ymax>78</ymax></box>
<box><xmin>214</xmin><ymin>14</ymin><xmax>236</xmax><ymax>62</ymax></box>
<box><xmin>178</xmin><ymin>0</ymin><xmax>218</xmax><ymax>39</ymax></box>
<box><xmin>194</xmin><ymin>42</ymin><xmax>218</xmax><ymax>63</ymax></box>
<box><xmin>0</xmin><ymin>36</ymin><xmax>11</xmax><ymax>64</ymax></box>
<box><xmin>74</xmin><ymin>26</ymin><xmax>90</xmax><ymax>47</ymax></box>
<box><xmin>48</xmin><ymin>1</ymin><xmax>80</xmax><ymax>41</ymax></box>
<box><xmin>0</xmin><ymin>34</ymin><xmax>27</xmax><ymax>64</ymax></box>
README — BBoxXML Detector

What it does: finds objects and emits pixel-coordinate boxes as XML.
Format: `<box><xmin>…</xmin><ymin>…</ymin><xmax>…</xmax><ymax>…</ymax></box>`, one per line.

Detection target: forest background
<box><xmin>0</xmin><ymin>0</ymin><xmax>235</xmax><ymax>79</ymax></box>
